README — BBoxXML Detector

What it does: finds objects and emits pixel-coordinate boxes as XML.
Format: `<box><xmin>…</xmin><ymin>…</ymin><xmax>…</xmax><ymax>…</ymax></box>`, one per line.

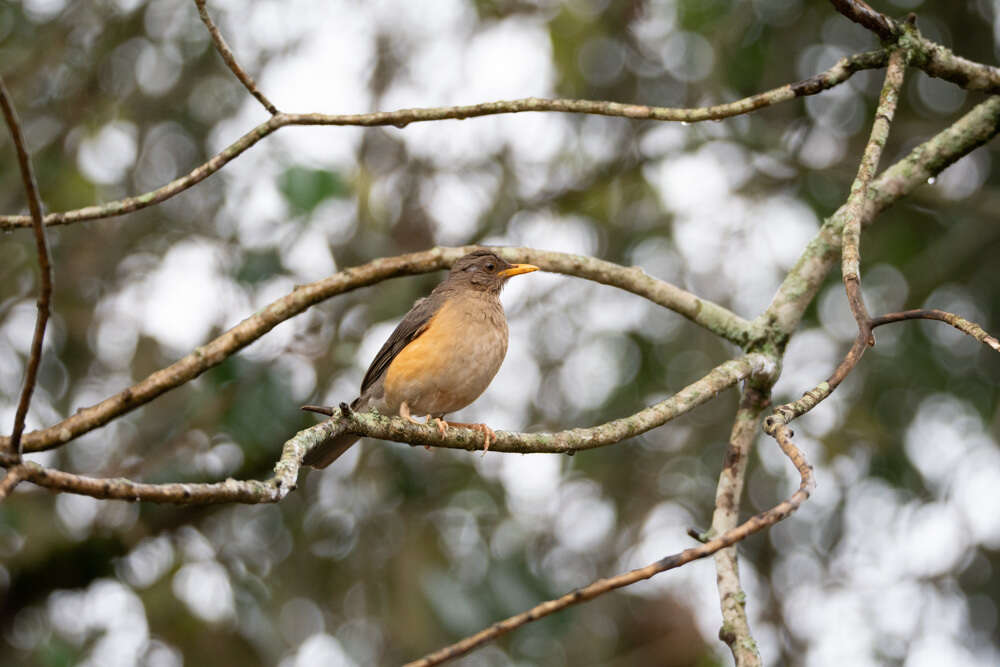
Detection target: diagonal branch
<box><xmin>900</xmin><ymin>24</ymin><xmax>1000</xmax><ymax>94</ymax></box>
<box><xmin>0</xmin><ymin>50</ymin><xmax>888</xmax><ymax>230</ymax></box>
<box><xmin>194</xmin><ymin>0</ymin><xmax>278</xmax><ymax>115</ymax></box>
<box><xmin>841</xmin><ymin>48</ymin><xmax>906</xmax><ymax>332</ymax></box>
<box><xmin>0</xmin><ymin>247</ymin><xmax>749</xmax><ymax>458</ymax></box>
<box><xmin>0</xmin><ymin>77</ymin><xmax>53</xmax><ymax>462</ymax></box>
<box><xmin>404</xmin><ymin>415</ymin><xmax>815</xmax><ymax>667</ymax></box>
<box><xmin>828</xmin><ymin>0</ymin><xmax>899</xmax><ymax>42</ymax></box>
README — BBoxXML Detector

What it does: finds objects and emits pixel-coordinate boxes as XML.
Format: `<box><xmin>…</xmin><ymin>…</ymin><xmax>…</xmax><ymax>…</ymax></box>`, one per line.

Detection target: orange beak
<box><xmin>498</xmin><ymin>263</ymin><xmax>539</xmax><ymax>278</ymax></box>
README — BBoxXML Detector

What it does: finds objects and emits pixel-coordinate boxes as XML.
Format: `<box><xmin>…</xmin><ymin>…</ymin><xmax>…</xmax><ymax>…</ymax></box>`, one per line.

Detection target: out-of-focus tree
<box><xmin>1</xmin><ymin>1</ymin><xmax>999</xmax><ymax>666</ymax></box>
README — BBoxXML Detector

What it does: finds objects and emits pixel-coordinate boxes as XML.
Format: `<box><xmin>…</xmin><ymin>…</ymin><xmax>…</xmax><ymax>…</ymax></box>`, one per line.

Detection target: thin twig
<box><xmin>871</xmin><ymin>308</ymin><xmax>1000</xmax><ymax>352</ymax></box>
<box><xmin>404</xmin><ymin>423</ymin><xmax>815</xmax><ymax>667</ymax></box>
<box><xmin>193</xmin><ymin>0</ymin><xmax>278</xmax><ymax>115</ymax></box>
<box><xmin>842</xmin><ymin>48</ymin><xmax>906</xmax><ymax>334</ymax></box>
<box><xmin>0</xmin><ymin>77</ymin><xmax>52</xmax><ymax>461</ymax></box>
<box><xmin>1</xmin><ymin>247</ymin><xmax>750</xmax><ymax>457</ymax></box>
<box><xmin>828</xmin><ymin>0</ymin><xmax>899</xmax><ymax>41</ymax></box>
<box><xmin>0</xmin><ymin>50</ymin><xmax>888</xmax><ymax>230</ymax></box>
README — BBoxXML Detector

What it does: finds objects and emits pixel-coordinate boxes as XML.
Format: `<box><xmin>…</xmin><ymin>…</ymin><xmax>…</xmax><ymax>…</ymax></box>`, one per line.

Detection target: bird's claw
<box><xmin>467</xmin><ymin>423</ymin><xmax>495</xmax><ymax>455</ymax></box>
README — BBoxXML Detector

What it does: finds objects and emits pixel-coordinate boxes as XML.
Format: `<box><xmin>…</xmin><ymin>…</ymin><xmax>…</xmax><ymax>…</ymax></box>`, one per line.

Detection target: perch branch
<box><xmin>193</xmin><ymin>0</ymin><xmax>278</xmax><ymax>115</ymax></box>
<box><xmin>4</xmin><ymin>354</ymin><xmax>766</xmax><ymax>503</ymax></box>
<box><xmin>323</xmin><ymin>354</ymin><xmax>765</xmax><ymax>454</ymax></box>
<box><xmin>0</xmin><ymin>77</ymin><xmax>52</xmax><ymax>461</ymax></box>
<box><xmin>0</xmin><ymin>50</ymin><xmax>888</xmax><ymax>230</ymax></box>
<box><xmin>0</xmin><ymin>248</ymin><xmax>749</xmax><ymax>457</ymax></box>
<box><xmin>405</xmin><ymin>416</ymin><xmax>814</xmax><ymax>667</ymax></box>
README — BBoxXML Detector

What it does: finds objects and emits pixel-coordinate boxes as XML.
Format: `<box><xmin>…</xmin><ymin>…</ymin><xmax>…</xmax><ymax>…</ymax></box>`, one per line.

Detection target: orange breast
<box><xmin>383</xmin><ymin>295</ymin><xmax>508</xmax><ymax>417</ymax></box>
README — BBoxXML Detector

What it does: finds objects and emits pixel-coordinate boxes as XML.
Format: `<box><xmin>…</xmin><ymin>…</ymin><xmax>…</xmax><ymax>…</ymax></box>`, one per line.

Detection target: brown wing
<box><xmin>359</xmin><ymin>294</ymin><xmax>445</xmax><ymax>394</ymax></box>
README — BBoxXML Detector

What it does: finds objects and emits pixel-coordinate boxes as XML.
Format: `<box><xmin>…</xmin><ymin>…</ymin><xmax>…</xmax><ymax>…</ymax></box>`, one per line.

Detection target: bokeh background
<box><xmin>2</xmin><ymin>0</ymin><xmax>999</xmax><ymax>665</ymax></box>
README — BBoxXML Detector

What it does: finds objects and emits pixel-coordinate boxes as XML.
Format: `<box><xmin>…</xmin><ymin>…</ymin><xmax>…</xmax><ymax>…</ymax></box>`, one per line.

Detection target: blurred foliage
<box><xmin>1</xmin><ymin>1</ymin><xmax>999</xmax><ymax>666</ymax></box>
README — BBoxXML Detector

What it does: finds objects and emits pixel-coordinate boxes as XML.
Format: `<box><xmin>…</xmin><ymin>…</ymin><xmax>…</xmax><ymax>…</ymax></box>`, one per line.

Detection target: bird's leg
<box><xmin>398</xmin><ymin>401</ymin><xmax>423</xmax><ymax>426</ymax></box>
<box><xmin>446</xmin><ymin>422</ymin><xmax>496</xmax><ymax>453</ymax></box>
<box><xmin>399</xmin><ymin>402</ymin><xmax>445</xmax><ymax>451</ymax></box>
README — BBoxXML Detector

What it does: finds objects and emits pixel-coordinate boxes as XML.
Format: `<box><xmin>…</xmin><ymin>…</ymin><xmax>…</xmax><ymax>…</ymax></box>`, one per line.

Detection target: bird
<box><xmin>302</xmin><ymin>249</ymin><xmax>539</xmax><ymax>468</ymax></box>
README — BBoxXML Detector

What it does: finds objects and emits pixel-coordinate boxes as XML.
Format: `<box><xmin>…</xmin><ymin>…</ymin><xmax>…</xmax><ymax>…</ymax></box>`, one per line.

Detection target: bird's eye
<box><xmin>485</xmin><ymin>262</ymin><xmax>495</xmax><ymax>271</ymax></box>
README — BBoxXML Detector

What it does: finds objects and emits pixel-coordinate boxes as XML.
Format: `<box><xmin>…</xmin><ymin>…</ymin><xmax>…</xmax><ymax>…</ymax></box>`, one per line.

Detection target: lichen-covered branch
<box><xmin>405</xmin><ymin>414</ymin><xmax>815</xmax><ymax>667</ymax></box>
<box><xmin>325</xmin><ymin>354</ymin><xmax>765</xmax><ymax>454</ymax></box>
<box><xmin>829</xmin><ymin>1</ymin><xmax>1000</xmax><ymax>94</ymax></box>
<box><xmin>842</xmin><ymin>48</ymin><xmax>906</xmax><ymax>329</ymax></box>
<box><xmin>900</xmin><ymin>24</ymin><xmax>1000</xmax><ymax>94</ymax></box>
<box><xmin>0</xmin><ymin>77</ymin><xmax>53</xmax><ymax>464</ymax></box>
<box><xmin>0</xmin><ymin>50</ymin><xmax>887</xmax><ymax>230</ymax></box>
<box><xmin>709</xmin><ymin>386</ymin><xmax>771</xmax><ymax>667</ymax></box>
<box><xmin>3</xmin><ymin>418</ymin><xmax>343</xmax><ymax>505</ymax></box>
<box><xmin>760</xmin><ymin>95</ymin><xmax>1000</xmax><ymax>341</ymax></box>
<box><xmin>0</xmin><ymin>247</ymin><xmax>747</xmax><ymax>459</ymax></box>
<box><xmin>194</xmin><ymin>0</ymin><xmax>278</xmax><ymax>115</ymax></box>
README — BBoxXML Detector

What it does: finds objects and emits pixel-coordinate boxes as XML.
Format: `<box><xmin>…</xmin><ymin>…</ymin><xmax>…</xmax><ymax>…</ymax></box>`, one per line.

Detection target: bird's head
<box><xmin>448</xmin><ymin>249</ymin><xmax>538</xmax><ymax>293</ymax></box>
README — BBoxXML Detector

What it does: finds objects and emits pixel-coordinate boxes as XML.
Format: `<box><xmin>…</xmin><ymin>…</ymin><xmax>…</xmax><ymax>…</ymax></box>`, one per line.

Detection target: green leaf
<box><xmin>278</xmin><ymin>166</ymin><xmax>350</xmax><ymax>214</ymax></box>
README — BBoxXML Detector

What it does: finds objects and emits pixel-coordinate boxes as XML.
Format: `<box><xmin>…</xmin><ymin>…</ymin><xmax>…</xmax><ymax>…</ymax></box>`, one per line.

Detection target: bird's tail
<box><xmin>302</xmin><ymin>431</ymin><xmax>359</xmax><ymax>469</ymax></box>
<box><xmin>301</xmin><ymin>398</ymin><xmax>364</xmax><ymax>469</ymax></box>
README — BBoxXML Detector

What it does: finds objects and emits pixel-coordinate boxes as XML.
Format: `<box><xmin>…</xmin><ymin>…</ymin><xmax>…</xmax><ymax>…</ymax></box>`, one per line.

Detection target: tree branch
<box><xmin>760</xmin><ymin>95</ymin><xmax>1000</xmax><ymax>340</ymax></box>
<box><xmin>404</xmin><ymin>413</ymin><xmax>814</xmax><ymax>667</ymax></box>
<box><xmin>0</xmin><ymin>77</ymin><xmax>52</xmax><ymax>462</ymax></box>
<box><xmin>710</xmin><ymin>386</ymin><xmax>770</xmax><ymax>666</ymax></box>
<box><xmin>900</xmin><ymin>23</ymin><xmax>1000</xmax><ymax>94</ymax></box>
<box><xmin>322</xmin><ymin>354</ymin><xmax>766</xmax><ymax>454</ymax></box>
<box><xmin>3</xmin><ymin>417</ymin><xmax>341</xmax><ymax>505</ymax></box>
<box><xmin>0</xmin><ymin>50</ymin><xmax>888</xmax><ymax>230</ymax></box>
<box><xmin>828</xmin><ymin>0</ymin><xmax>899</xmax><ymax>42</ymax></box>
<box><xmin>5</xmin><ymin>354</ymin><xmax>767</xmax><ymax>503</ymax></box>
<box><xmin>0</xmin><ymin>247</ymin><xmax>749</xmax><ymax>459</ymax></box>
<box><xmin>193</xmin><ymin>0</ymin><xmax>278</xmax><ymax>115</ymax></box>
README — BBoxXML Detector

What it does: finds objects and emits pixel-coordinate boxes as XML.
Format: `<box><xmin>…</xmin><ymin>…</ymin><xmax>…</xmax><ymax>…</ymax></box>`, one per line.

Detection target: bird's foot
<box><xmin>448</xmin><ymin>422</ymin><xmax>496</xmax><ymax>454</ymax></box>
<box><xmin>431</xmin><ymin>417</ymin><xmax>450</xmax><ymax>437</ymax></box>
<box><xmin>399</xmin><ymin>403</ymin><xmax>446</xmax><ymax>451</ymax></box>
